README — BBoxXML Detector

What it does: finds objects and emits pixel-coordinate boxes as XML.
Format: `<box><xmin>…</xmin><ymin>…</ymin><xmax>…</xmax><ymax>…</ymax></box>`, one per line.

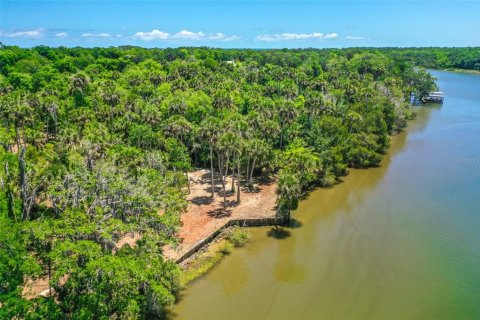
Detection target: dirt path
<box><xmin>163</xmin><ymin>169</ymin><xmax>277</xmax><ymax>261</ymax></box>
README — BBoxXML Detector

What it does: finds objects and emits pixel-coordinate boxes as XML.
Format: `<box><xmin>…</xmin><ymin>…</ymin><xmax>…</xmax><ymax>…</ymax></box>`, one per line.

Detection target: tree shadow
<box><xmin>157</xmin><ymin>304</ymin><xmax>180</xmax><ymax>320</ymax></box>
<box><xmin>204</xmin><ymin>186</ymin><xmax>234</xmax><ymax>198</ymax></box>
<box><xmin>243</xmin><ymin>183</ymin><xmax>262</xmax><ymax>193</ymax></box>
<box><xmin>203</xmin><ymin>186</ymin><xmax>216</xmax><ymax>195</ymax></box>
<box><xmin>226</xmin><ymin>199</ymin><xmax>238</xmax><ymax>207</ymax></box>
<box><xmin>207</xmin><ymin>208</ymin><xmax>232</xmax><ymax>219</ymax></box>
<box><xmin>200</xmin><ymin>171</ymin><xmax>215</xmax><ymax>182</ymax></box>
<box><xmin>287</xmin><ymin>218</ymin><xmax>303</xmax><ymax>229</ymax></box>
<box><xmin>190</xmin><ymin>196</ymin><xmax>214</xmax><ymax>206</ymax></box>
<box><xmin>267</xmin><ymin>226</ymin><xmax>291</xmax><ymax>240</ymax></box>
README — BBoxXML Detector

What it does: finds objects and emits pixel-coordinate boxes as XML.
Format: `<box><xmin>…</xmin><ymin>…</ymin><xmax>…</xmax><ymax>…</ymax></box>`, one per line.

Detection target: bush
<box><xmin>218</xmin><ymin>241</ymin><xmax>233</xmax><ymax>254</ymax></box>
<box><xmin>227</xmin><ymin>227</ymin><xmax>251</xmax><ymax>248</ymax></box>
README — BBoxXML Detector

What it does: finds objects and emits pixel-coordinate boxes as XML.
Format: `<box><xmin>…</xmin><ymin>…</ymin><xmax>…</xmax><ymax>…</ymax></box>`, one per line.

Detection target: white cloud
<box><xmin>134</xmin><ymin>29</ymin><xmax>170</xmax><ymax>41</ymax></box>
<box><xmin>256</xmin><ymin>32</ymin><xmax>322</xmax><ymax>41</ymax></box>
<box><xmin>256</xmin><ymin>32</ymin><xmax>338</xmax><ymax>41</ymax></box>
<box><xmin>133</xmin><ymin>29</ymin><xmax>238</xmax><ymax>41</ymax></box>
<box><xmin>55</xmin><ymin>32</ymin><xmax>68</xmax><ymax>38</ymax></box>
<box><xmin>345</xmin><ymin>35</ymin><xmax>364</xmax><ymax>40</ymax></box>
<box><xmin>324</xmin><ymin>33</ymin><xmax>338</xmax><ymax>39</ymax></box>
<box><xmin>173</xmin><ymin>30</ymin><xmax>206</xmax><ymax>40</ymax></box>
<box><xmin>82</xmin><ymin>33</ymin><xmax>111</xmax><ymax>38</ymax></box>
<box><xmin>207</xmin><ymin>33</ymin><xmax>240</xmax><ymax>41</ymax></box>
<box><xmin>1</xmin><ymin>28</ymin><xmax>44</xmax><ymax>38</ymax></box>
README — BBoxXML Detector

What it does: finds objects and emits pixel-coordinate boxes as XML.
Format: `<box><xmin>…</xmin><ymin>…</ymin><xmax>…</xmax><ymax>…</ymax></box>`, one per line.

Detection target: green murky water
<box><xmin>171</xmin><ymin>71</ymin><xmax>480</xmax><ymax>320</ymax></box>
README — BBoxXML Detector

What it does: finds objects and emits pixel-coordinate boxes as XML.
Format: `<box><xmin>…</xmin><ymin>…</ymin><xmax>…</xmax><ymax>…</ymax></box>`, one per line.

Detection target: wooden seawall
<box><xmin>175</xmin><ymin>215</ymin><xmax>287</xmax><ymax>264</ymax></box>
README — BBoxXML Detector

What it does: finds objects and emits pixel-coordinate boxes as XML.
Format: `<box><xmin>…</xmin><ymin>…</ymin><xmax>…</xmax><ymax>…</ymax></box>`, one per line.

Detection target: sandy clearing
<box><xmin>163</xmin><ymin>169</ymin><xmax>277</xmax><ymax>261</ymax></box>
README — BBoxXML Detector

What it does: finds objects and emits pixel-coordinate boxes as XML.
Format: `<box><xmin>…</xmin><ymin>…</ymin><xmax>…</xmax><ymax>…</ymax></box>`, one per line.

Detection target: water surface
<box><xmin>172</xmin><ymin>70</ymin><xmax>480</xmax><ymax>320</ymax></box>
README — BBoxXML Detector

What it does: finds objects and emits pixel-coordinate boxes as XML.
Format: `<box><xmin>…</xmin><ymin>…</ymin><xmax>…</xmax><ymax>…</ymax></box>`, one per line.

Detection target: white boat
<box><xmin>422</xmin><ymin>91</ymin><xmax>444</xmax><ymax>103</ymax></box>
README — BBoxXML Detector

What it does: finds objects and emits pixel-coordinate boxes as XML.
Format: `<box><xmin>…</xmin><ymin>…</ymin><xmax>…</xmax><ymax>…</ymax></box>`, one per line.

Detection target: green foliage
<box><xmin>57</xmin><ymin>250</ymin><xmax>180</xmax><ymax>319</ymax></box>
<box><xmin>227</xmin><ymin>227</ymin><xmax>252</xmax><ymax>247</ymax></box>
<box><xmin>218</xmin><ymin>241</ymin><xmax>234</xmax><ymax>254</ymax></box>
<box><xmin>386</xmin><ymin>47</ymin><xmax>480</xmax><ymax>71</ymax></box>
<box><xmin>0</xmin><ymin>217</ymin><xmax>41</xmax><ymax>294</ymax></box>
<box><xmin>0</xmin><ymin>44</ymin><xmax>446</xmax><ymax>318</ymax></box>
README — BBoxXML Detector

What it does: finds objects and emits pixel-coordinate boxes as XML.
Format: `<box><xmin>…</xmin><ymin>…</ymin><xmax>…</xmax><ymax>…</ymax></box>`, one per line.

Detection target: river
<box><xmin>170</xmin><ymin>70</ymin><xmax>480</xmax><ymax>320</ymax></box>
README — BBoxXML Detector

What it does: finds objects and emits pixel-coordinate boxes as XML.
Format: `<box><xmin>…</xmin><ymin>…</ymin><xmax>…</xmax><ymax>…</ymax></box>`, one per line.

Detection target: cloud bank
<box><xmin>133</xmin><ymin>29</ymin><xmax>239</xmax><ymax>41</ymax></box>
<box><xmin>256</xmin><ymin>32</ymin><xmax>338</xmax><ymax>41</ymax></box>
<box><xmin>1</xmin><ymin>27</ymin><xmax>362</xmax><ymax>44</ymax></box>
<box><xmin>345</xmin><ymin>35</ymin><xmax>364</xmax><ymax>40</ymax></box>
<box><xmin>82</xmin><ymin>33</ymin><xmax>111</xmax><ymax>38</ymax></box>
<box><xmin>134</xmin><ymin>29</ymin><xmax>170</xmax><ymax>41</ymax></box>
<box><xmin>0</xmin><ymin>28</ymin><xmax>44</xmax><ymax>38</ymax></box>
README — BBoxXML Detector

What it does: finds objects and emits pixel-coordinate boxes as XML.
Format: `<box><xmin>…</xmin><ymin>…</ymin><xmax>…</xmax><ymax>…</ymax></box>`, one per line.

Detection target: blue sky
<box><xmin>1</xmin><ymin>1</ymin><xmax>479</xmax><ymax>48</ymax></box>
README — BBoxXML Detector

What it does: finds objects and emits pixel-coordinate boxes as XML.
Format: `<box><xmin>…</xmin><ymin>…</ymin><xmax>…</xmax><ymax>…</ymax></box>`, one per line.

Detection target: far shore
<box><xmin>439</xmin><ymin>68</ymin><xmax>480</xmax><ymax>75</ymax></box>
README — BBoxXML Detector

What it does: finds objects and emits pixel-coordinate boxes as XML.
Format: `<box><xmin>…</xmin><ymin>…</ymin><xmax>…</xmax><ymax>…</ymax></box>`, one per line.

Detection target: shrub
<box><xmin>219</xmin><ymin>241</ymin><xmax>234</xmax><ymax>254</ymax></box>
<box><xmin>227</xmin><ymin>227</ymin><xmax>251</xmax><ymax>248</ymax></box>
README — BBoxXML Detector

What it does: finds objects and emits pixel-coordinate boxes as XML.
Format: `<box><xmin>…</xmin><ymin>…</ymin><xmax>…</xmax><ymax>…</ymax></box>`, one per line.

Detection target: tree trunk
<box><xmin>15</xmin><ymin>126</ymin><xmax>20</xmax><ymax>153</ymax></box>
<box><xmin>217</xmin><ymin>153</ymin><xmax>227</xmax><ymax>208</ymax></box>
<box><xmin>230</xmin><ymin>165</ymin><xmax>235</xmax><ymax>192</ymax></box>
<box><xmin>209</xmin><ymin>145</ymin><xmax>215</xmax><ymax>197</ymax></box>
<box><xmin>19</xmin><ymin>146</ymin><xmax>29</xmax><ymax>221</ymax></box>
<box><xmin>249</xmin><ymin>157</ymin><xmax>256</xmax><ymax>181</ymax></box>
<box><xmin>18</xmin><ymin>146</ymin><xmax>42</xmax><ymax>221</ymax></box>
<box><xmin>223</xmin><ymin>154</ymin><xmax>230</xmax><ymax>206</ymax></box>
<box><xmin>236</xmin><ymin>160</ymin><xmax>241</xmax><ymax>203</ymax></box>
<box><xmin>2</xmin><ymin>163</ymin><xmax>15</xmax><ymax>221</ymax></box>
<box><xmin>185</xmin><ymin>171</ymin><xmax>190</xmax><ymax>194</ymax></box>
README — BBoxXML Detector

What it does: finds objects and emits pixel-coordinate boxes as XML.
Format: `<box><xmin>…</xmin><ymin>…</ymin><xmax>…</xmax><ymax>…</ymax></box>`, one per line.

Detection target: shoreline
<box><xmin>438</xmin><ymin>68</ymin><xmax>480</xmax><ymax>75</ymax></box>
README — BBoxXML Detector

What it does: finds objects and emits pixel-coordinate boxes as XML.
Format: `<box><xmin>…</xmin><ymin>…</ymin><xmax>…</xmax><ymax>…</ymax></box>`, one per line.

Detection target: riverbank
<box><xmin>440</xmin><ymin>68</ymin><xmax>480</xmax><ymax>75</ymax></box>
<box><xmin>179</xmin><ymin>226</ymin><xmax>252</xmax><ymax>285</ymax></box>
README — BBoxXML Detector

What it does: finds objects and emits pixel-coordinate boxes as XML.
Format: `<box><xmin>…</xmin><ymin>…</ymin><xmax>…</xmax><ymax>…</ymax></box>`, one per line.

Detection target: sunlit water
<box><xmin>170</xmin><ymin>71</ymin><xmax>480</xmax><ymax>320</ymax></box>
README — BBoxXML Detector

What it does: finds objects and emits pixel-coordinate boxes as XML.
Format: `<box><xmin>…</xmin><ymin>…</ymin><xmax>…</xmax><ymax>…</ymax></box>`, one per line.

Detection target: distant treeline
<box><xmin>382</xmin><ymin>47</ymin><xmax>480</xmax><ymax>71</ymax></box>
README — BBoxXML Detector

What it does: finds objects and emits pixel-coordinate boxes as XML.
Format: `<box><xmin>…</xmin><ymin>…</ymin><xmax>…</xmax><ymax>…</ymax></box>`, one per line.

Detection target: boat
<box><xmin>422</xmin><ymin>91</ymin><xmax>444</xmax><ymax>103</ymax></box>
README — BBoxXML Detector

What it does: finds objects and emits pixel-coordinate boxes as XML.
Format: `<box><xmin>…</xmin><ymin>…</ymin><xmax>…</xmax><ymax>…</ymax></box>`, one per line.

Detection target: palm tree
<box><xmin>164</xmin><ymin>115</ymin><xmax>192</xmax><ymax>145</ymax></box>
<box><xmin>69</xmin><ymin>73</ymin><xmax>89</xmax><ymax>100</ymax></box>
<box><xmin>213</xmin><ymin>89</ymin><xmax>235</xmax><ymax>110</ymax></box>
<box><xmin>216</xmin><ymin>132</ymin><xmax>236</xmax><ymax>208</ymax></box>
<box><xmin>42</xmin><ymin>96</ymin><xmax>59</xmax><ymax>140</ymax></box>
<box><xmin>277</xmin><ymin>99</ymin><xmax>298</xmax><ymax>149</ymax></box>
<box><xmin>199</xmin><ymin>117</ymin><xmax>221</xmax><ymax>198</ymax></box>
<box><xmin>100</xmin><ymin>81</ymin><xmax>122</xmax><ymax>142</ymax></box>
<box><xmin>168</xmin><ymin>96</ymin><xmax>187</xmax><ymax>116</ymax></box>
<box><xmin>226</xmin><ymin>114</ymin><xmax>250</xmax><ymax>203</ymax></box>
<box><xmin>276</xmin><ymin>170</ymin><xmax>301</xmax><ymax>222</ymax></box>
<box><xmin>346</xmin><ymin>111</ymin><xmax>363</xmax><ymax>133</ymax></box>
<box><xmin>246</xmin><ymin>138</ymin><xmax>268</xmax><ymax>182</ymax></box>
<box><xmin>304</xmin><ymin>91</ymin><xmax>325</xmax><ymax>128</ymax></box>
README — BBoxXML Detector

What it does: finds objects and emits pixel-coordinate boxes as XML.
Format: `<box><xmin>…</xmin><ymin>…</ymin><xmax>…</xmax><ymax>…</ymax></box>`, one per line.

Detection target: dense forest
<box><xmin>0</xmin><ymin>44</ymin><xmax>447</xmax><ymax>318</ymax></box>
<box><xmin>383</xmin><ymin>47</ymin><xmax>480</xmax><ymax>71</ymax></box>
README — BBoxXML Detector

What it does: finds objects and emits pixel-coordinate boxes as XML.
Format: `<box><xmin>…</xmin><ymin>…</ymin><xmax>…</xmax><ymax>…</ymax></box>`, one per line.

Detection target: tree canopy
<box><xmin>0</xmin><ymin>45</ymin><xmax>444</xmax><ymax>318</ymax></box>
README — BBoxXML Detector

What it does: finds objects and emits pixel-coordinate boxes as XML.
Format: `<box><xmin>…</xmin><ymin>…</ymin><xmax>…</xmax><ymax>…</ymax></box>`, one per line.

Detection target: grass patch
<box><xmin>180</xmin><ymin>227</ymin><xmax>252</xmax><ymax>286</ymax></box>
<box><xmin>180</xmin><ymin>240</ymin><xmax>233</xmax><ymax>286</ymax></box>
